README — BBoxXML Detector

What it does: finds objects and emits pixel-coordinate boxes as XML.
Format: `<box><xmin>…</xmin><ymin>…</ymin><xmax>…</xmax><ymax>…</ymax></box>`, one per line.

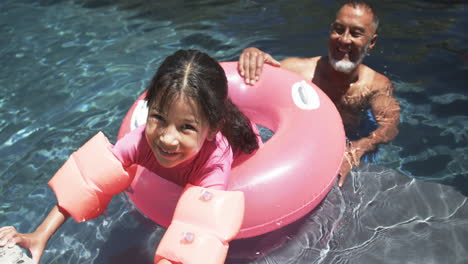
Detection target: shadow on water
<box><xmin>442</xmin><ymin>174</ymin><xmax>468</xmax><ymax>197</ymax></box>
<box><xmin>226</xmin><ymin>163</ymin><xmax>468</xmax><ymax>264</ymax></box>
<box><xmin>91</xmin><ymin>211</ymin><xmax>159</xmax><ymax>263</ymax></box>
<box><xmin>2</xmin><ymin>166</ymin><xmax>467</xmax><ymax>264</ymax></box>
<box><xmin>35</xmin><ymin>164</ymin><xmax>465</xmax><ymax>264</ymax></box>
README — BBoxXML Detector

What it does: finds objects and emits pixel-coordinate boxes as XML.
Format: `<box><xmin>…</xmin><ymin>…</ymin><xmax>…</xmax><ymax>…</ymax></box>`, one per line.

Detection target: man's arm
<box><xmin>339</xmin><ymin>80</ymin><xmax>400</xmax><ymax>186</ymax></box>
<box><xmin>363</xmin><ymin>85</ymin><xmax>400</xmax><ymax>148</ymax></box>
<box><xmin>238</xmin><ymin>47</ymin><xmax>318</xmax><ymax>84</ymax></box>
<box><xmin>280</xmin><ymin>57</ymin><xmax>318</xmax><ymax>81</ymax></box>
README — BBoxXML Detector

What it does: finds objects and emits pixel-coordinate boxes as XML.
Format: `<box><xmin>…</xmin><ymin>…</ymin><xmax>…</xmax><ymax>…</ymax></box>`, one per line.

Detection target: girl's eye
<box><xmin>150</xmin><ymin>113</ymin><xmax>165</xmax><ymax>122</ymax></box>
<box><xmin>182</xmin><ymin>124</ymin><xmax>197</xmax><ymax>132</ymax></box>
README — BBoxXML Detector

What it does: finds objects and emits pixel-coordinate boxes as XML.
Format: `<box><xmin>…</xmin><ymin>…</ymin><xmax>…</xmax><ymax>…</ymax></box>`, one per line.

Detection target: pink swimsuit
<box><xmin>111</xmin><ymin>125</ymin><xmax>233</xmax><ymax>190</ymax></box>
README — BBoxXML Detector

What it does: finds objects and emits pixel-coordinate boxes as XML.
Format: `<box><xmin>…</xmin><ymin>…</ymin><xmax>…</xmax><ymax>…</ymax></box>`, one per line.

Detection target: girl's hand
<box><xmin>0</xmin><ymin>226</ymin><xmax>47</xmax><ymax>264</ymax></box>
<box><xmin>0</xmin><ymin>205</ymin><xmax>69</xmax><ymax>264</ymax></box>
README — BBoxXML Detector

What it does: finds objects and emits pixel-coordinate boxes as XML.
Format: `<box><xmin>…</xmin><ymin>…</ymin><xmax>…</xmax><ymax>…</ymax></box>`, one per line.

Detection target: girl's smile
<box><xmin>156</xmin><ymin>145</ymin><xmax>179</xmax><ymax>159</ymax></box>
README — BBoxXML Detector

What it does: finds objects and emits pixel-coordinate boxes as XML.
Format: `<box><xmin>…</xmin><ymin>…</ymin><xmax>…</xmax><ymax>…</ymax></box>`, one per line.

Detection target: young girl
<box><xmin>0</xmin><ymin>49</ymin><xmax>259</xmax><ymax>263</ymax></box>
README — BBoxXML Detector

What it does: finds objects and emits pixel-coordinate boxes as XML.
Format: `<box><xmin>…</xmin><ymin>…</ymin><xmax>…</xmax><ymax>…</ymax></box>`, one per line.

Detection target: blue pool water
<box><xmin>1</xmin><ymin>0</ymin><xmax>467</xmax><ymax>263</ymax></box>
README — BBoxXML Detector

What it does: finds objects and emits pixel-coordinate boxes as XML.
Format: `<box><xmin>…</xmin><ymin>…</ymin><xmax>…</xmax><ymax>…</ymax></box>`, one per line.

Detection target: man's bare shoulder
<box><xmin>360</xmin><ymin>64</ymin><xmax>393</xmax><ymax>93</ymax></box>
<box><xmin>280</xmin><ymin>56</ymin><xmax>321</xmax><ymax>80</ymax></box>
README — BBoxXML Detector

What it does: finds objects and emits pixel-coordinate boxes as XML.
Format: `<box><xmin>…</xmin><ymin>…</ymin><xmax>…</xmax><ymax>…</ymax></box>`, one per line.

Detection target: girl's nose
<box><xmin>159</xmin><ymin>126</ymin><xmax>179</xmax><ymax>146</ymax></box>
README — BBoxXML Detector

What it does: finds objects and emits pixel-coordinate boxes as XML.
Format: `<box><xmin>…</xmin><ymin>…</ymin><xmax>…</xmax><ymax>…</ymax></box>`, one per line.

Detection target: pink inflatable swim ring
<box><xmin>117</xmin><ymin>62</ymin><xmax>345</xmax><ymax>239</ymax></box>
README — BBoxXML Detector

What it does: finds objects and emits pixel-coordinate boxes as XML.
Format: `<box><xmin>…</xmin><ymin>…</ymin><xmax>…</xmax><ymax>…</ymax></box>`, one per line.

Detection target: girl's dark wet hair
<box><xmin>145</xmin><ymin>49</ymin><xmax>259</xmax><ymax>154</ymax></box>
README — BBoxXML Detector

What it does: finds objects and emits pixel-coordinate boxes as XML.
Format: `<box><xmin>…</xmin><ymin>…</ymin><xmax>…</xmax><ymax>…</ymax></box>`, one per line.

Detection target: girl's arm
<box><xmin>0</xmin><ymin>204</ymin><xmax>69</xmax><ymax>264</ymax></box>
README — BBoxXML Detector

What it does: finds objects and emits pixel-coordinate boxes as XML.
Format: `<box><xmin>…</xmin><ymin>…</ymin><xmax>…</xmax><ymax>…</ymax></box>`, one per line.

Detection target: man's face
<box><xmin>328</xmin><ymin>4</ymin><xmax>377</xmax><ymax>73</ymax></box>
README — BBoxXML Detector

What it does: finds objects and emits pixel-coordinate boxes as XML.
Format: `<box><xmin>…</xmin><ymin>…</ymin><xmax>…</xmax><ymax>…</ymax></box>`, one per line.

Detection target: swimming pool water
<box><xmin>1</xmin><ymin>0</ymin><xmax>467</xmax><ymax>263</ymax></box>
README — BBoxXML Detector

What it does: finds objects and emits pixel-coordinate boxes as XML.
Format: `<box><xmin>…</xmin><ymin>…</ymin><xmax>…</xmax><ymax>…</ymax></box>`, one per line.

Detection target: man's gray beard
<box><xmin>329</xmin><ymin>44</ymin><xmax>369</xmax><ymax>74</ymax></box>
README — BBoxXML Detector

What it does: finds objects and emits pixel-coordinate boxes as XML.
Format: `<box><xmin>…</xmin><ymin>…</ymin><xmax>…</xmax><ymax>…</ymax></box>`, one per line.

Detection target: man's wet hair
<box><xmin>340</xmin><ymin>0</ymin><xmax>380</xmax><ymax>32</ymax></box>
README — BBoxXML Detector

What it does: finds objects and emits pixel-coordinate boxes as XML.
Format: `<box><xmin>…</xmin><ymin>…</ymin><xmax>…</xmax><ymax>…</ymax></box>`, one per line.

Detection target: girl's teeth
<box><xmin>161</xmin><ymin>147</ymin><xmax>176</xmax><ymax>155</ymax></box>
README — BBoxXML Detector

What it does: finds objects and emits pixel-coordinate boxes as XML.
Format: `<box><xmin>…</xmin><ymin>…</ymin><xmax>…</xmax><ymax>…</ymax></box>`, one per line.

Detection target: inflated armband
<box><xmin>154</xmin><ymin>185</ymin><xmax>244</xmax><ymax>264</ymax></box>
<box><xmin>48</xmin><ymin>132</ymin><xmax>132</xmax><ymax>222</ymax></box>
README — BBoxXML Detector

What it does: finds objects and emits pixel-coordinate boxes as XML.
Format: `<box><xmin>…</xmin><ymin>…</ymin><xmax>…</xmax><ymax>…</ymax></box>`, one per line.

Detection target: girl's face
<box><xmin>145</xmin><ymin>95</ymin><xmax>216</xmax><ymax>168</ymax></box>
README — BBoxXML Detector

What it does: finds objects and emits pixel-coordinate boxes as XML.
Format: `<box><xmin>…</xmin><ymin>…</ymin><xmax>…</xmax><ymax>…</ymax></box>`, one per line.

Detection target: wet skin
<box><xmin>238</xmin><ymin>4</ymin><xmax>400</xmax><ymax>186</ymax></box>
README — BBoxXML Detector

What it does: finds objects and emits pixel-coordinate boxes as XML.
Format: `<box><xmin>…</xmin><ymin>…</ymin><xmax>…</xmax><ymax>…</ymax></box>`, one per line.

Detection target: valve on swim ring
<box><xmin>291</xmin><ymin>80</ymin><xmax>320</xmax><ymax>110</ymax></box>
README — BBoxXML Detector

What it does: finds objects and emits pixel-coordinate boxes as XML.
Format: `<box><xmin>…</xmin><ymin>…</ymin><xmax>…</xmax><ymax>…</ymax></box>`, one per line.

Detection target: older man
<box><xmin>238</xmin><ymin>0</ymin><xmax>400</xmax><ymax>187</ymax></box>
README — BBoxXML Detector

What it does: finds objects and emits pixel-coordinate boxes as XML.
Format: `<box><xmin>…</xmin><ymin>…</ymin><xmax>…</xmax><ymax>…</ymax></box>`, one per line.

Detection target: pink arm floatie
<box><xmin>155</xmin><ymin>185</ymin><xmax>245</xmax><ymax>264</ymax></box>
<box><xmin>48</xmin><ymin>132</ymin><xmax>132</xmax><ymax>222</ymax></box>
